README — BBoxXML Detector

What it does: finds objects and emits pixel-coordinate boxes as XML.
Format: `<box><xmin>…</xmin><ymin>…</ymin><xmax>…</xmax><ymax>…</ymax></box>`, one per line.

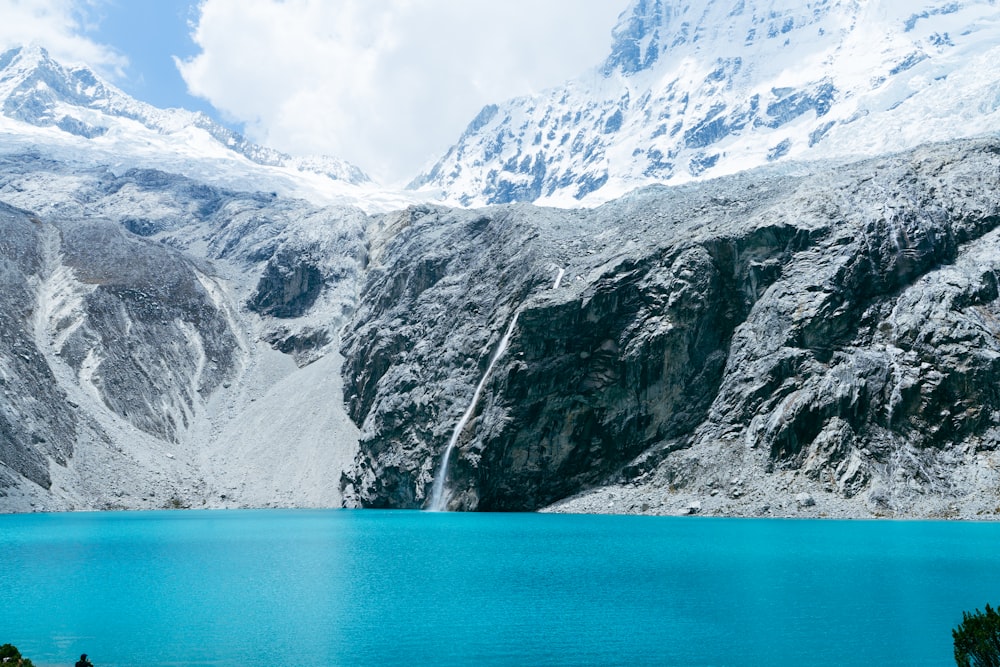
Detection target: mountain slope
<box><xmin>0</xmin><ymin>48</ymin><xmax>407</xmax><ymax>511</ymax></box>
<box><xmin>412</xmin><ymin>0</ymin><xmax>1000</xmax><ymax>206</ymax></box>
<box><xmin>0</xmin><ymin>156</ymin><xmax>365</xmax><ymax>511</ymax></box>
<box><xmin>9</xmin><ymin>134</ymin><xmax>1000</xmax><ymax>518</ymax></box>
<box><xmin>6</xmin><ymin>38</ymin><xmax>1000</xmax><ymax>518</ymax></box>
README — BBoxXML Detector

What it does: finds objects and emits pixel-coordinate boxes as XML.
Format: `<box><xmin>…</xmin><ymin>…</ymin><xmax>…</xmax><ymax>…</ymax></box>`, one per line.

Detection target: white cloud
<box><xmin>0</xmin><ymin>0</ymin><xmax>125</xmax><ymax>74</ymax></box>
<box><xmin>177</xmin><ymin>0</ymin><xmax>626</xmax><ymax>185</ymax></box>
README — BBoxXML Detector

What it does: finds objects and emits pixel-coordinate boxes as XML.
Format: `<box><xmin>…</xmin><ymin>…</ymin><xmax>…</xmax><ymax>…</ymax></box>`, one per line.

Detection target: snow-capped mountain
<box><xmin>0</xmin><ymin>45</ymin><xmax>417</xmax><ymax>211</ymax></box>
<box><xmin>6</xmin><ymin>16</ymin><xmax>1000</xmax><ymax>519</ymax></box>
<box><xmin>412</xmin><ymin>0</ymin><xmax>1000</xmax><ymax>206</ymax></box>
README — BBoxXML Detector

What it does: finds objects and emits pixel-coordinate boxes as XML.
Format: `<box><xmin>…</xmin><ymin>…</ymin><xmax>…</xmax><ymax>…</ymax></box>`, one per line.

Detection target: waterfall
<box><xmin>553</xmin><ymin>267</ymin><xmax>565</xmax><ymax>289</ymax></box>
<box><xmin>427</xmin><ymin>311</ymin><xmax>520</xmax><ymax>511</ymax></box>
<box><xmin>886</xmin><ymin>343</ymin><xmax>905</xmax><ymax>429</ymax></box>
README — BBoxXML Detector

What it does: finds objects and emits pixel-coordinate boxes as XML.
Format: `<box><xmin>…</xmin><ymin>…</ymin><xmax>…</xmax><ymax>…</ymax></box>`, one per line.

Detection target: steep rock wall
<box><xmin>343</xmin><ymin>138</ymin><xmax>1000</xmax><ymax>514</ymax></box>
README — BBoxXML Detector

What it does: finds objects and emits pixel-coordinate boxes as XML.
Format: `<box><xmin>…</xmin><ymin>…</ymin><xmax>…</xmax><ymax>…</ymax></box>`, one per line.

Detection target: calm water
<box><xmin>1</xmin><ymin>510</ymin><xmax>998</xmax><ymax>667</ymax></box>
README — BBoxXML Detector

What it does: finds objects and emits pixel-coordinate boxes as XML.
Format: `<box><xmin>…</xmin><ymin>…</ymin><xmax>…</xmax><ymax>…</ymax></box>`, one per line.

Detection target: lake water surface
<box><xmin>1</xmin><ymin>509</ymin><xmax>998</xmax><ymax>666</ymax></box>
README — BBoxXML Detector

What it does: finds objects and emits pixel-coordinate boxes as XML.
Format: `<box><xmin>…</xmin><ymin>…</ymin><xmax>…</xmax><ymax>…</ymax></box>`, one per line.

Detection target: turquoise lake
<box><xmin>1</xmin><ymin>510</ymin><xmax>998</xmax><ymax>666</ymax></box>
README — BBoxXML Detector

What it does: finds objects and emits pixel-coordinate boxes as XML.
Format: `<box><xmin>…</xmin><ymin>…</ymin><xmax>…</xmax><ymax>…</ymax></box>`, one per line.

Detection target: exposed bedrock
<box><xmin>0</xmin><ymin>199</ymin><xmax>242</xmax><ymax>487</ymax></box>
<box><xmin>342</xmin><ymin>138</ymin><xmax>1000</xmax><ymax>512</ymax></box>
<box><xmin>247</xmin><ymin>248</ymin><xmax>324</xmax><ymax>318</ymax></box>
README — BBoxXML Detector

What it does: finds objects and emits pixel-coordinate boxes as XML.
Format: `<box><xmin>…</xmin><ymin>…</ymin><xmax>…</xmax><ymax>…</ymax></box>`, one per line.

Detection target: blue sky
<box><xmin>83</xmin><ymin>0</ymin><xmax>220</xmax><ymax>119</ymax></box>
<box><xmin>1</xmin><ymin>0</ymin><xmax>627</xmax><ymax>184</ymax></box>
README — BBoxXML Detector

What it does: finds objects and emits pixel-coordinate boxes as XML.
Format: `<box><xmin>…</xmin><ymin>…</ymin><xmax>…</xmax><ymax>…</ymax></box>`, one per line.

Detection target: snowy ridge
<box><xmin>0</xmin><ymin>45</ymin><xmax>369</xmax><ymax>183</ymax></box>
<box><xmin>0</xmin><ymin>45</ymin><xmax>422</xmax><ymax>212</ymax></box>
<box><xmin>412</xmin><ymin>0</ymin><xmax>1000</xmax><ymax>206</ymax></box>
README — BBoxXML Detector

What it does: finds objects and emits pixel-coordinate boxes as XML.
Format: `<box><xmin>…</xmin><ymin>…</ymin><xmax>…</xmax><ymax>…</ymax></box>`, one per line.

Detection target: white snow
<box><xmin>415</xmin><ymin>0</ymin><xmax>1000</xmax><ymax>207</ymax></box>
<box><xmin>78</xmin><ymin>348</ymin><xmax>104</xmax><ymax>406</ymax></box>
<box><xmin>0</xmin><ymin>45</ymin><xmax>421</xmax><ymax>213</ymax></box>
<box><xmin>30</xmin><ymin>223</ymin><xmax>95</xmax><ymax>352</ymax></box>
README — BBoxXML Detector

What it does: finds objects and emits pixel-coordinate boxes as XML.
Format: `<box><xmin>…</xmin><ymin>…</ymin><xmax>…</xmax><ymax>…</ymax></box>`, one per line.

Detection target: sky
<box><xmin>0</xmin><ymin>0</ymin><xmax>627</xmax><ymax>185</ymax></box>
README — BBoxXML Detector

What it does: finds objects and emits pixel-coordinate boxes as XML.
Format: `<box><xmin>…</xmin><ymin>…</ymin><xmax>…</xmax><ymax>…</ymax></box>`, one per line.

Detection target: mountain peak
<box><xmin>0</xmin><ymin>44</ymin><xmax>45</xmax><ymax>69</ymax></box>
<box><xmin>0</xmin><ymin>44</ymin><xmax>125</xmax><ymax>139</ymax></box>
<box><xmin>413</xmin><ymin>0</ymin><xmax>1000</xmax><ymax>206</ymax></box>
<box><xmin>0</xmin><ymin>44</ymin><xmax>56</xmax><ymax>71</ymax></box>
<box><xmin>0</xmin><ymin>43</ymin><xmax>111</xmax><ymax>96</ymax></box>
<box><xmin>602</xmin><ymin>0</ymin><xmax>667</xmax><ymax>75</ymax></box>
<box><xmin>0</xmin><ymin>45</ymin><xmax>373</xmax><ymax>187</ymax></box>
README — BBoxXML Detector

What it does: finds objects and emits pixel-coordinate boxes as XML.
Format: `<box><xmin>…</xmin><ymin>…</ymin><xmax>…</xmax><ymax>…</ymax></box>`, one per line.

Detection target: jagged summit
<box><xmin>0</xmin><ymin>45</ymin><xmax>376</xmax><ymax>195</ymax></box>
<box><xmin>412</xmin><ymin>0</ymin><xmax>1000</xmax><ymax>206</ymax></box>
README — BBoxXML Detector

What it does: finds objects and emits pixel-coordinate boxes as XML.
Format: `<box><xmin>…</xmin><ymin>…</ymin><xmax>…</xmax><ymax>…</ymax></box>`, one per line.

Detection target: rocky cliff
<box><xmin>343</xmin><ymin>137</ymin><xmax>1000</xmax><ymax>517</ymax></box>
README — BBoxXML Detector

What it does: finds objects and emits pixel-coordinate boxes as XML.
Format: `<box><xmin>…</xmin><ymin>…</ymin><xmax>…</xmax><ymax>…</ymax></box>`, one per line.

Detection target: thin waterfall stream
<box><xmin>427</xmin><ymin>311</ymin><xmax>521</xmax><ymax>511</ymax></box>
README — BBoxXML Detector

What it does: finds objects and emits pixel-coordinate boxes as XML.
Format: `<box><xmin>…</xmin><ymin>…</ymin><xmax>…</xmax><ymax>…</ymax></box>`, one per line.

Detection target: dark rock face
<box><xmin>248</xmin><ymin>249</ymin><xmax>324</xmax><ymax>318</ymax></box>
<box><xmin>341</xmin><ymin>207</ymin><xmax>546</xmax><ymax>508</ymax></box>
<box><xmin>343</xmin><ymin>138</ymin><xmax>1000</xmax><ymax>512</ymax></box>
<box><xmin>476</xmin><ymin>223</ymin><xmax>818</xmax><ymax>510</ymax></box>
<box><xmin>263</xmin><ymin>326</ymin><xmax>332</xmax><ymax>365</ymax></box>
<box><xmin>690</xmin><ymin>147</ymin><xmax>1000</xmax><ymax>502</ymax></box>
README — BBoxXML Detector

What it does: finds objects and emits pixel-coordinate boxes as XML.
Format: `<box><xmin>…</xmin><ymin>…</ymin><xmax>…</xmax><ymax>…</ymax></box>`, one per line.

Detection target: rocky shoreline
<box><xmin>544</xmin><ymin>450</ymin><xmax>1000</xmax><ymax>521</ymax></box>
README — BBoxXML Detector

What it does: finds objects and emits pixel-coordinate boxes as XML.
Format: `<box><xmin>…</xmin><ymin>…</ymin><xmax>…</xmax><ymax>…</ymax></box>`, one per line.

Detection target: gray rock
<box><xmin>342</xmin><ymin>137</ymin><xmax>1000</xmax><ymax>514</ymax></box>
<box><xmin>0</xmin><ymin>203</ymin><xmax>76</xmax><ymax>488</ymax></box>
<box><xmin>54</xmin><ymin>217</ymin><xmax>240</xmax><ymax>441</ymax></box>
<box><xmin>5</xmin><ymin>133</ymin><xmax>1000</xmax><ymax>519</ymax></box>
<box><xmin>0</xmin><ymin>158</ymin><xmax>368</xmax><ymax>508</ymax></box>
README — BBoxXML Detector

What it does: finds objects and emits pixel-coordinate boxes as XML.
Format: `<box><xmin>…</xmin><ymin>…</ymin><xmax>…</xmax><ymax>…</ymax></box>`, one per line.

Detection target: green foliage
<box><xmin>0</xmin><ymin>643</ymin><xmax>35</xmax><ymax>667</ymax></box>
<box><xmin>954</xmin><ymin>604</ymin><xmax>1000</xmax><ymax>667</ymax></box>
